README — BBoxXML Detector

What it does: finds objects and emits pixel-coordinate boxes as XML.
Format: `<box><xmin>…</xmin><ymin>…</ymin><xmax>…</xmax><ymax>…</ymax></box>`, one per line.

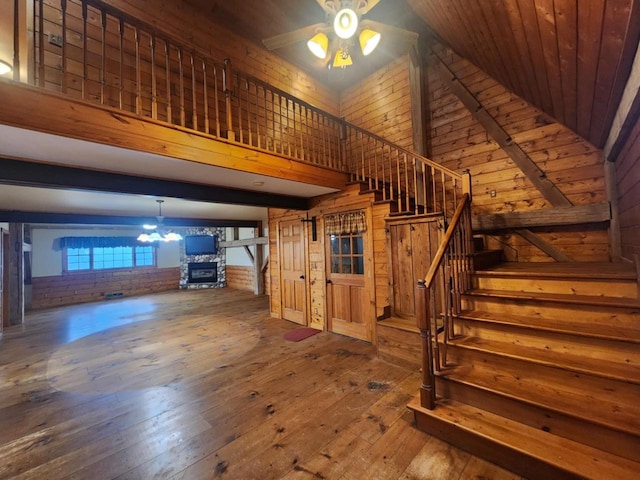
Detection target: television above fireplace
<box><xmin>185</xmin><ymin>234</ymin><xmax>217</xmax><ymax>255</ymax></box>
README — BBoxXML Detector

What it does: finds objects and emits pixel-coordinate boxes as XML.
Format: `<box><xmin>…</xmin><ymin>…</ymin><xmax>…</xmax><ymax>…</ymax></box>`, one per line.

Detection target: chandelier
<box><xmin>137</xmin><ymin>199</ymin><xmax>183</xmax><ymax>242</ymax></box>
<box><xmin>306</xmin><ymin>4</ymin><xmax>381</xmax><ymax>68</ymax></box>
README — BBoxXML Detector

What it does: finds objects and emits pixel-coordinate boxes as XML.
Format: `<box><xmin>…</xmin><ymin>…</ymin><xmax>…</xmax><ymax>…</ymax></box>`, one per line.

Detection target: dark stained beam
<box><xmin>0</xmin><ymin>157</ymin><xmax>309</xmax><ymax>210</ymax></box>
<box><xmin>473</xmin><ymin>202</ymin><xmax>611</xmax><ymax>232</ymax></box>
<box><xmin>0</xmin><ymin>210</ymin><xmax>260</xmax><ymax>227</ymax></box>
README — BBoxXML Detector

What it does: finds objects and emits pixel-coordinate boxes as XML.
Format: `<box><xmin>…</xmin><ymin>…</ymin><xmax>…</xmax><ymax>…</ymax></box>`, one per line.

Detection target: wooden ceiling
<box><xmin>187</xmin><ymin>0</ymin><xmax>640</xmax><ymax>149</ymax></box>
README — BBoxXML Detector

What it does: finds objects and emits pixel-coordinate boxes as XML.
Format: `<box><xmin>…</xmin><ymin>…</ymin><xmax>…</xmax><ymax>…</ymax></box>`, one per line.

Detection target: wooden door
<box><xmin>389</xmin><ymin>219</ymin><xmax>440</xmax><ymax>319</ymax></box>
<box><xmin>279</xmin><ymin>219</ymin><xmax>307</xmax><ymax>325</ymax></box>
<box><xmin>326</xmin><ymin>230</ymin><xmax>370</xmax><ymax>341</ymax></box>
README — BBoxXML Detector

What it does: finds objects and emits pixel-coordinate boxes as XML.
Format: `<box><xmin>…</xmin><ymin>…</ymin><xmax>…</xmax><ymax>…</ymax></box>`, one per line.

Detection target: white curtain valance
<box><xmin>325</xmin><ymin>211</ymin><xmax>366</xmax><ymax>235</ymax></box>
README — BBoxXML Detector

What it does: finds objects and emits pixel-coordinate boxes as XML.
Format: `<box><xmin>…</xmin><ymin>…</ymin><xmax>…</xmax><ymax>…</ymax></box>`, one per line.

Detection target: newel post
<box><xmin>416</xmin><ymin>280</ymin><xmax>436</xmax><ymax>409</ymax></box>
<box><xmin>462</xmin><ymin>169</ymin><xmax>472</xmax><ymax>200</ymax></box>
<box><xmin>223</xmin><ymin>58</ymin><xmax>235</xmax><ymax>141</ymax></box>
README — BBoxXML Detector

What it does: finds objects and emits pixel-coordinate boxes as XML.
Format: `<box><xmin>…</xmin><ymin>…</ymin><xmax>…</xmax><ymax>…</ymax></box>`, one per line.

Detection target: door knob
<box><xmin>299</xmin><ymin>275</ymin><xmax>305</xmax><ymax>279</ymax></box>
<box><xmin>326</xmin><ymin>279</ymin><xmax>332</xmax><ymax>284</ymax></box>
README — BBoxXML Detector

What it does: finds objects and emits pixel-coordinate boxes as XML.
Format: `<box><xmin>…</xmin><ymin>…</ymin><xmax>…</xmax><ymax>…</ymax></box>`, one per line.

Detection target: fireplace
<box><xmin>188</xmin><ymin>262</ymin><xmax>218</xmax><ymax>284</ymax></box>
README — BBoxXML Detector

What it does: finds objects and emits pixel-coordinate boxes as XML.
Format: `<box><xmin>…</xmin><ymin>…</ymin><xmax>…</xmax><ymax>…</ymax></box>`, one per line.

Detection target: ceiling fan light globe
<box><xmin>307</xmin><ymin>33</ymin><xmax>329</xmax><ymax>59</ymax></box>
<box><xmin>137</xmin><ymin>233</ymin><xmax>151</xmax><ymax>242</ymax></box>
<box><xmin>359</xmin><ymin>29</ymin><xmax>381</xmax><ymax>55</ymax></box>
<box><xmin>334</xmin><ymin>8</ymin><xmax>358</xmax><ymax>39</ymax></box>
<box><xmin>142</xmin><ymin>224</ymin><xmax>157</xmax><ymax>230</ymax></box>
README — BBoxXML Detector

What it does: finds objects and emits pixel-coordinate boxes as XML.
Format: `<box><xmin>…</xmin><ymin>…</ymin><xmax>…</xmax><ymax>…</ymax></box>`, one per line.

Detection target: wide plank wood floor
<box><xmin>0</xmin><ymin>288</ymin><xmax>522</xmax><ymax>479</ymax></box>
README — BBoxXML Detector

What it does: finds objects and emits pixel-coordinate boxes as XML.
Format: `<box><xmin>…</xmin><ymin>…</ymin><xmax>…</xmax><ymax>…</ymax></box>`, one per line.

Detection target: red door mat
<box><xmin>283</xmin><ymin>327</ymin><xmax>321</xmax><ymax>342</ymax></box>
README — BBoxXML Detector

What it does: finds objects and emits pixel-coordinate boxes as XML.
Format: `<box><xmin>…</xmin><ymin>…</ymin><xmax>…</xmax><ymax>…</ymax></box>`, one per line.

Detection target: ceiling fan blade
<box><xmin>360</xmin><ymin>19</ymin><xmax>419</xmax><ymax>45</ymax></box>
<box><xmin>357</xmin><ymin>0</ymin><xmax>382</xmax><ymax>15</ymax></box>
<box><xmin>262</xmin><ymin>23</ymin><xmax>328</xmax><ymax>51</ymax></box>
<box><xmin>315</xmin><ymin>0</ymin><xmax>337</xmax><ymax>14</ymax></box>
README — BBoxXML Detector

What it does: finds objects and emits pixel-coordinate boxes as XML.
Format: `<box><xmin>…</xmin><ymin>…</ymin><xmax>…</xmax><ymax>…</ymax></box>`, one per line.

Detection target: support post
<box><xmin>462</xmin><ymin>170</ymin><xmax>472</xmax><ymax>199</ymax></box>
<box><xmin>253</xmin><ymin>222</ymin><xmax>264</xmax><ymax>295</ymax></box>
<box><xmin>416</xmin><ymin>280</ymin><xmax>436</xmax><ymax>410</ymax></box>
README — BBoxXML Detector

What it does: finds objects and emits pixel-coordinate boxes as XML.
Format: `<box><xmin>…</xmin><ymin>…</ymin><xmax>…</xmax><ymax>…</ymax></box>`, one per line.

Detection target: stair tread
<box><xmin>477</xmin><ymin>261</ymin><xmax>637</xmax><ymax>280</ymax></box>
<box><xmin>457</xmin><ymin>309</ymin><xmax>640</xmax><ymax>344</ymax></box>
<box><xmin>450</xmin><ymin>335</ymin><xmax>640</xmax><ymax>384</ymax></box>
<box><xmin>408</xmin><ymin>397</ymin><xmax>640</xmax><ymax>480</ymax></box>
<box><xmin>466</xmin><ymin>288</ymin><xmax>640</xmax><ymax>308</ymax></box>
<box><xmin>439</xmin><ymin>348</ymin><xmax>640</xmax><ymax>436</ymax></box>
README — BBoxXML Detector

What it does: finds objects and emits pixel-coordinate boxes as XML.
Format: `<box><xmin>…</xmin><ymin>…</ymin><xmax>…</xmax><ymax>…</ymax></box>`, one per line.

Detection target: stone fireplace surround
<box><xmin>179</xmin><ymin>227</ymin><xmax>226</xmax><ymax>289</ymax></box>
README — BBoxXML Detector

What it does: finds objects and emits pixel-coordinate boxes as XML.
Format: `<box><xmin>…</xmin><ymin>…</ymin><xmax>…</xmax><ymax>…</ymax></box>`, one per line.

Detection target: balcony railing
<box><xmin>5</xmin><ymin>0</ymin><xmax>469</xmax><ymax>215</ymax></box>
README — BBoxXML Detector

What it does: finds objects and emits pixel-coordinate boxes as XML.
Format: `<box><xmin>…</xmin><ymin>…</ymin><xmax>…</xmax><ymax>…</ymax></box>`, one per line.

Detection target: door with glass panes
<box><xmin>325</xmin><ymin>228</ymin><xmax>370</xmax><ymax>341</ymax></box>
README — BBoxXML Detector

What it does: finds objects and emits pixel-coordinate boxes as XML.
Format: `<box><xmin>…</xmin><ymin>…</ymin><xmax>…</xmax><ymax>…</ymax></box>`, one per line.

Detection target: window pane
<box><xmin>341</xmin><ymin>237</ymin><xmax>351</xmax><ymax>254</ymax></box>
<box><xmin>331</xmin><ymin>257</ymin><xmax>340</xmax><ymax>274</ymax></box>
<box><xmin>135</xmin><ymin>246</ymin><xmax>154</xmax><ymax>266</ymax></box>
<box><xmin>67</xmin><ymin>247</ymin><xmax>91</xmax><ymax>271</ymax></box>
<box><xmin>341</xmin><ymin>257</ymin><xmax>351</xmax><ymax>274</ymax></box>
<box><xmin>353</xmin><ymin>256</ymin><xmax>364</xmax><ymax>274</ymax></box>
<box><xmin>352</xmin><ymin>236</ymin><xmax>363</xmax><ymax>254</ymax></box>
<box><xmin>330</xmin><ymin>236</ymin><xmax>339</xmax><ymax>254</ymax></box>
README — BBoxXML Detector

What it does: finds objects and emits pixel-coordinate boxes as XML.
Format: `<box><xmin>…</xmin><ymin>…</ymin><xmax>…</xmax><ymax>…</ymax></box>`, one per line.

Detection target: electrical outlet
<box><xmin>490</xmin><ymin>190</ymin><xmax>497</xmax><ymax>198</ymax></box>
<box><xmin>49</xmin><ymin>33</ymin><xmax>63</xmax><ymax>47</ymax></box>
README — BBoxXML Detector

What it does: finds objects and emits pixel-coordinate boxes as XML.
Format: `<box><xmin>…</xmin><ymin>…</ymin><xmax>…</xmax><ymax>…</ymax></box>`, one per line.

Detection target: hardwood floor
<box><xmin>0</xmin><ymin>289</ymin><xmax>521</xmax><ymax>479</ymax></box>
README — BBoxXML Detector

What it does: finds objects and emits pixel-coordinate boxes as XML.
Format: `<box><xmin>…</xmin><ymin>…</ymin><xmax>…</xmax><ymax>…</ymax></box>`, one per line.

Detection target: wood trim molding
<box><xmin>433</xmin><ymin>53</ymin><xmax>572</xmax><ymax>208</ymax></box>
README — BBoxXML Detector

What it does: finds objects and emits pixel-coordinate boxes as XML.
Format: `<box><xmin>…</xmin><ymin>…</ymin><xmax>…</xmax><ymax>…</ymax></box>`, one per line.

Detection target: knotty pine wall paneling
<box><xmin>427</xmin><ymin>46</ymin><xmax>609</xmax><ymax>262</ymax></box>
<box><xmin>340</xmin><ymin>55</ymin><xmax>414</xmax><ymax>150</ymax></box>
<box><xmin>615</xmin><ymin>116</ymin><xmax>640</xmax><ymax>260</ymax></box>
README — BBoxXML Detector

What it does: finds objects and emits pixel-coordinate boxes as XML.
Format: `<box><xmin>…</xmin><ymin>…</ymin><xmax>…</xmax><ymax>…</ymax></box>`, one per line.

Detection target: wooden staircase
<box><xmin>409</xmin><ymin>261</ymin><xmax>640</xmax><ymax>479</ymax></box>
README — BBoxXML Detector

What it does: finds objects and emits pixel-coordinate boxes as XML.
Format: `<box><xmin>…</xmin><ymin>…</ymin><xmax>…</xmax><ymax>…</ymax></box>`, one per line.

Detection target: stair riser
<box><xmin>473</xmin><ymin>275</ymin><xmax>638</xmax><ymax>299</ymax></box>
<box><xmin>462</xmin><ymin>296</ymin><xmax>640</xmax><ymax>324</ymax></box>
<box><xmin>434</xmin><ymin>376</ymin><xmax>640</xmax><ymax>463</ymax></box>
<box><xmin>442</xmin><ymin>345</ymin><xmax>640</xmax><ymax>436</ymax></box>
<box><xmin>412</xmin><ymin>409</ymin><xmax>583</xmax><ymax>480</ymax></box>
<box><xmin>453</xmin><ymin>319</ymin><xmax>640</xmax><ymax>379</ymax></box>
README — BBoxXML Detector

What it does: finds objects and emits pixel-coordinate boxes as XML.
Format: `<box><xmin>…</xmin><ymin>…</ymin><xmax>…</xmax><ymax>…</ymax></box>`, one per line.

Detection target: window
<box><xmin>65</xmin><ymin>245</ymin><xmax>155</xmax><ymax>272</ymax></box>
<box><xmin>329</xmin><ymin>232</ymin><xmax>364</xmax><ymax>274</ymax></box>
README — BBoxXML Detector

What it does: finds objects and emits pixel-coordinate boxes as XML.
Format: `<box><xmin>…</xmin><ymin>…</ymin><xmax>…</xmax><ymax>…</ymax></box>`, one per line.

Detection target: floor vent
<box><xmin>105</xmin><ymin>292</ymin><xmax>124</xmax><ymax>299</ymax></box>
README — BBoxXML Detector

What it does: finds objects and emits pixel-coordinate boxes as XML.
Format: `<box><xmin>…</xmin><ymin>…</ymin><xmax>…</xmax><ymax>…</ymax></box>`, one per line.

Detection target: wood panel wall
<box><xmin>269</xmin><ymin>185</ymin><xmax>391</xmax><ymax>333</ymax></box>
<box><xmin>615</xmin><ymin>116</ymin><xmax>640</xmax><ymax>260</ymax></box>
<box><xmin>225</xmin><ymin>265</ymin><xmax>269</xmax><ymax>293</ymax></box>
<box><xmin>428</xmin><ymin>46</ymin><xmax>610</xmax><ymax>262</ymax></box>
<box><xmin>30</xmin><ymin>267</ymin><xmax>180</xmax><ymax>309</ymax></box>
<box><xmin>340</xmin><ymin>55</ymin><xmax>414</xmax><ymax>150</ymax></box>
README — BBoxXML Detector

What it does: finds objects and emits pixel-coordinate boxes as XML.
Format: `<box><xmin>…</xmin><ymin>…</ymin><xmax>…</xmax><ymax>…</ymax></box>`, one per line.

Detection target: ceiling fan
<box><xmin>262</xmin><ymin>0</ymin><xmax>418</xmax><ymax>68</ymax></box>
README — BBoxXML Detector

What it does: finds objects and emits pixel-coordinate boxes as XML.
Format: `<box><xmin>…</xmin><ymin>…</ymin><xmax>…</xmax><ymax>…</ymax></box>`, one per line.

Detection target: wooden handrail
<box><xmin>423</xmin><ymin>193</ymin><xmax>471</xmax><ymax>288</ymax></box>
<box><xmin>415</xmin><ymin>193</ymin><xmax>473</xmax><ymax>410</ymax></box>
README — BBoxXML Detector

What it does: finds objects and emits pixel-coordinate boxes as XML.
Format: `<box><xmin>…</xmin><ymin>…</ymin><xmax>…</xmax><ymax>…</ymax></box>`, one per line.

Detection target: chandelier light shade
<box><xmin>307</xmin><ymin>32</ymin><xmax>329</xmax><ymax>59</ymax></box>
<box><xmin>137</xmin><ymin>199</ymin><xmax>183</xmax><ymax>243</ymax></box>
<box><xmin>333</xmin><ymin>8</ymin><xmax>358</xmax><ymax>39</ymax></box>
<box><xmin>359</xmin><ymin>29</ymin><xmax>381</xmax><ymax>56</ymax></box>
<box><xmin>0</xmin><ymin>59</ymin><xmax>12</xmax><ymax>75</ymax></box>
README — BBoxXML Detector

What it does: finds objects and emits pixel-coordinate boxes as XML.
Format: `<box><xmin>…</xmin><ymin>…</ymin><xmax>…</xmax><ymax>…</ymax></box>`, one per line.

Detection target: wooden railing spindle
<box><xmin>100</xmin><ymin>9</ymin><xmax>106</xmax><ymax>104</ymax></box>
<box><xmin>150</xmin><ymin>35</ymin><xmax>157</xmax><ymax>118</ymax></box>
<box><xmin>164</xmin><ymin>42</ymin><xmax>171</xmax><ymax>122</ymax></box>
<box><xmin>81</xmin><ymin>2</ymin><xmax>88</xmax><ymax>99</ymax></box>
<box><xmin>177</xmin><ymin>47</ymin><xmax>185</xmax><ymax>127</ymax></box>
<box><xmin>118</xmin><ymin>18</ymin><xmax>124</xmax><ymax>110</ymax></box>
<box><xmin>60</xmin><ymin>0</ymin><xmax>67</xmax><ymax>93</ymax></box>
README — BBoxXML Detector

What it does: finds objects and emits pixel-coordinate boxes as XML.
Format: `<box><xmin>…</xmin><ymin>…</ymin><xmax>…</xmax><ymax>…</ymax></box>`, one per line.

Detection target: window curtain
<box><xmin>57</xmin><ymin>236</ymin><xmax>148</xmax><ymax>250</ymax></box>
<box><xmin>325</xmin><ymin>211</ymin><xmax>367</xmax><ymax>235</ymax></box>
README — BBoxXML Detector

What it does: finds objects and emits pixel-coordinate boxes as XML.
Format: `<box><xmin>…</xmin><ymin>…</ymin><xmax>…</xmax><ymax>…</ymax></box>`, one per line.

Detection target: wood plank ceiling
<box><xmin>188</xmin><ymin>0</ymin><xmax>640</xmax><ymax>149</ymax></box>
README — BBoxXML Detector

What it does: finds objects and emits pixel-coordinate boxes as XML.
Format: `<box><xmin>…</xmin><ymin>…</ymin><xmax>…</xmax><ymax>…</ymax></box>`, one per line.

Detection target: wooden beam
<box><xmin>434</xmin><ymin>53</ymin><xmax>572</xmax><ymax>208</ymax></box>
<box><xmin>604</xmin><ymin>161</ymin><xmax>622</xmax><ymax>261</ymax></box>
<box><xmin>218</xmin><ymin>237</ymin><xmax>268</xmax><ymax>248</ymax></box>
<box><xmin>243</xmin><ymin>246</ymin><xmax>254</xmax><ymax>264</ymax></box>
<box><xmin>253</xmin><ymin>222</ymin><xmax>264</xmax><ymax>295</ymax></box>
<box><xmin>516</xmin><ymin>229</ymin><xmax>575</xmax><ymax>262</ymax></box>
<box><xmin>0</xmin><ymin>158</ymin><xmax>308</xmax><ymax>210</ymax></box>
<box><xmin>473</xmin><ymin>202</ymin><xmax>611</xmax><ymax>231</ymax></box>
<box><xmin>603</xmin><ymin>34</ymin><xmax>640</xmax><ymax>162</ymax></box>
